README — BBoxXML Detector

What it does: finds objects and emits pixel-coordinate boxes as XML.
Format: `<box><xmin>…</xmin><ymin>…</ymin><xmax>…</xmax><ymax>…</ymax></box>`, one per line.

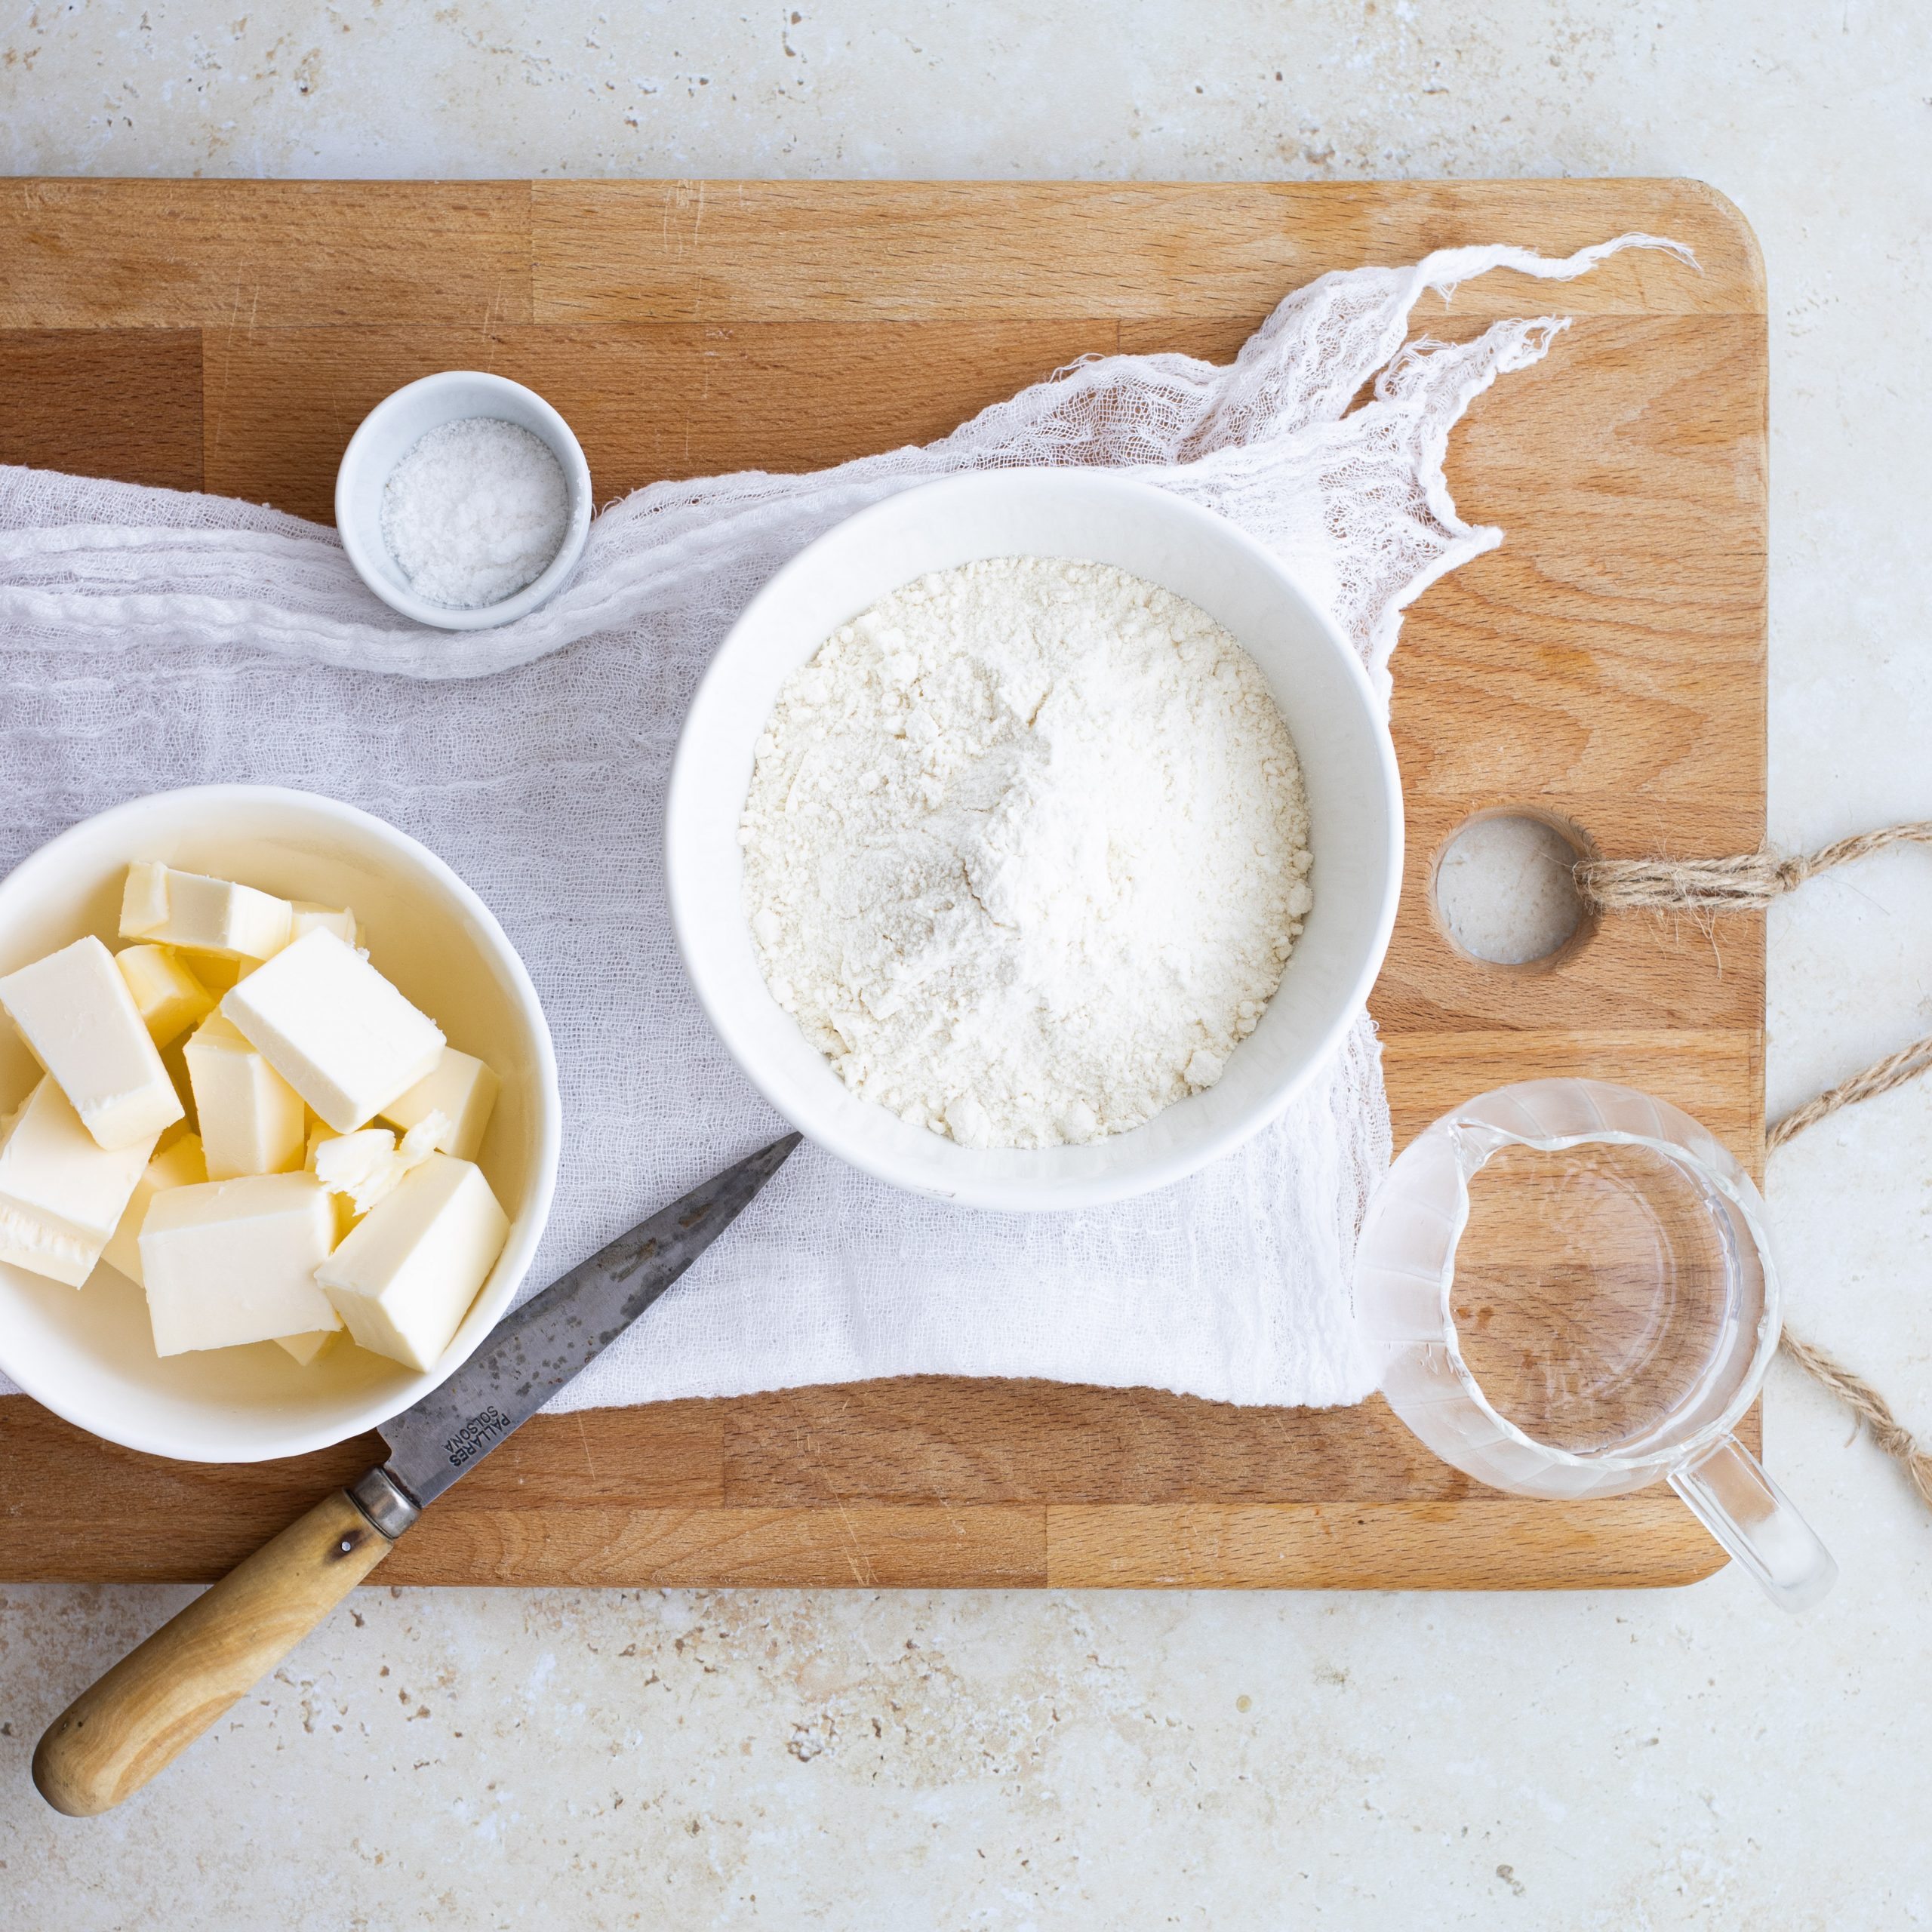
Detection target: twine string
<box><xmin>1778</xmin><ymin>1331</ymin><xmax>1932</xmax><ymax>1512</ymax></box>
<box><xmin>1575</xmin><ymin>819</ymin><xmax>1932</xmax><ymax>914</ymax></box>
<box><xmin>1768</xmin><ymin>1038</ymin><xmax>1932</xmax><ymax>1511</ymax></box>
<box><xmin>1767</xmin><ymin>1032</ymin><xmax>1932</xmax><ymax>1152</ymax></box>
<box><xmin>1576</xmin><ymin>819</ymin><xmax>1932</xmax><ymax>1509</ymax></box>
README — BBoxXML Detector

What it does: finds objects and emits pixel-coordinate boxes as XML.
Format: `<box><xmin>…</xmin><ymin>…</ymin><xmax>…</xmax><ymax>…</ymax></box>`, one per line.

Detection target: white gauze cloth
<box><xmin>0</xmin><ymin>236</ymin><xmax>1679</xmax><ymax>1412</ymax></box>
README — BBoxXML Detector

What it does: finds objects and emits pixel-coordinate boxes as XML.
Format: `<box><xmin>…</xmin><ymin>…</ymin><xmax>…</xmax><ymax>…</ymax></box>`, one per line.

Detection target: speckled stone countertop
<box><xmin>2</xmin><ymin>5</ymin><xmax>1929</xmax><ymax>1924</ymax></box>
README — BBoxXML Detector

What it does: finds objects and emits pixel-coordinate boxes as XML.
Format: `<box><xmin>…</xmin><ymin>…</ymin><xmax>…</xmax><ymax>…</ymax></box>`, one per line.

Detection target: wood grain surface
<box><xmin>0</xmin><ymin>178</ymin><xmax>1767</xmax><ymax>1591</ymax></box>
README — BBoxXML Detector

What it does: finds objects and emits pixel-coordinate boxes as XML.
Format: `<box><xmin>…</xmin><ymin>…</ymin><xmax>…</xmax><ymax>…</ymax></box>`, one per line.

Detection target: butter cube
<box><xmin>0</xmin><ymin>1077</ymin><xmax>158</xmax><ymax>1286</ymax></box>
<box><xmin>118</xmin><ymin>860</ymin><xmax>169</xmax><ymax>936</ymax></box>
<box><xmin>317</xmin><ymin>1154</ymin><xmax>508</xmax><ymax>1371</ymax></box>
<box><xmin>381</xmin><ymin>1049</ymin><xmax>499</xmax><ymax>1161</ymax></box>
<box><xmin>139</xmin><ymin>1173</ymin><xmax>342</xmax><ymax>1355</ymax></box>
<box><xmin>305</xmin><ymin>1121</ymin><xmax>361</xmax><ymax>1239</ymax></box>
<box><xmin>184</xmin><ymin>1014</ymin><xmax>306</xmax><ymax>1180</ymax></box>
<box><xmin>223</xmin><ymin>930</ymin><xmax>445</xmax><ymax>1134</ymax></box>
<box><xmin>0</xmin><ymin>936</ymin><xmax>186</xmax><ymax>1150</ymax></box>
<box><xmin>115</xmin><ymin>945</ymin><xmax>217</xmax><ymax>1047</ymax></box>
<box><xmin>159</xmin><ymin>1032</ymin><xmax>197</xmax><ymax>1133</ymax></box>
<box><xmin>276</xmin><ymin>1327</ymin><xmax>341</xmax><ymax>1367</ymax></box>
<box><xmin>178</xmin><ymin>951</ymin><xmax>247</xmax><ymax>993</ymax></box>
<box><xmin>310</xmin><ymin>1127</ymin><xmax>398</xmax><ymax>1204</ymax></box>
<box><xmin>309</xmin><ymin>1116</ymin><xmax>439</xmax><ymax>1216</ymax></box>
<box><xmin>99</xmin><ymin>1132</ymin><xmax>208</xmax><ymax>1287</ymax></box>
<box><xmin>289</xmin><ymin>902</ymin><xmax>360</xmax><ymax>947</ymax></box>
<box><xmin>120</xmin><ymin>862</ymin><xmax>293</xmax><ymax>961</ymax></box>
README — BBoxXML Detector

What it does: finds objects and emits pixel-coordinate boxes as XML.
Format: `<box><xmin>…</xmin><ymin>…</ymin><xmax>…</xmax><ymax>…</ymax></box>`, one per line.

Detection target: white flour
<box><xmin>740</xmin><ymin>557</ymin><xmax>1312</xmax><ymax>1149</ymax></box>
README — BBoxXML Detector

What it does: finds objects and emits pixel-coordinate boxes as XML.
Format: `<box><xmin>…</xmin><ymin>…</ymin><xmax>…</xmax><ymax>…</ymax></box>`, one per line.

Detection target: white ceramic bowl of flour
<box><xmin>667</xmin><ymin>469</ymin><xmax>1402</xmax><ymax>1211</ymax></box>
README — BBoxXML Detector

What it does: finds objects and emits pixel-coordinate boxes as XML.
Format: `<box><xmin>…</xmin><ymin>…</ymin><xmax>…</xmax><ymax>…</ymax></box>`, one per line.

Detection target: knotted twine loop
<box><xmin>1575</xmin><ymin>819</ymin><xmax>1932</xmax><ymax>914</ymax></box>
<box><xmin>1574</xmin><ymin>820</ymin><xmax>1932</xmax><ymax>1511</ymax></box>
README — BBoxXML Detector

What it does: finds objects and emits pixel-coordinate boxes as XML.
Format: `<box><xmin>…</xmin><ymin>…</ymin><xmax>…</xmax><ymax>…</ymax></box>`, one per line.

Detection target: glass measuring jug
<box><xmin>1355</xmin><ymin>1079</ymin><xmax>1835</xmax><ymax>1611</ymax></box>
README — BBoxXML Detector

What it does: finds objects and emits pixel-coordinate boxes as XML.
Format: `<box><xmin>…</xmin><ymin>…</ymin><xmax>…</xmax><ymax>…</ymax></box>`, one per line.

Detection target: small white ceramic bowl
<box><xmin>666</xmin><ymin>469</ymin><xmax>1403</xmax><ymax>1212</ymax></box>
<box><xmin>0</xmin><ymin>786</ymin><xmax>561</xmax><ymax>1463</ymax></box>
<box><xmin>334</xmin><ymin>371</ymin><xmax>593</xmax><ymax>631</ymax></box>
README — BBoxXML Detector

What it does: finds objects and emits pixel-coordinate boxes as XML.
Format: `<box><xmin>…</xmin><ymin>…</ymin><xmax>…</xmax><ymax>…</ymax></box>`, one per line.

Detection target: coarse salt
<box><xmin>380</xmin><ymin>416</ymin><xmax>569</xmax><ymax>610</ymax></box>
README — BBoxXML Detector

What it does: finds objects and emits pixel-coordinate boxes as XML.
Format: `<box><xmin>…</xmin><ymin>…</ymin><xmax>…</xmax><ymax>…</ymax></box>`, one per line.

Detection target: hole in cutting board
<box><xmin>1432</xmin><ymin>810</ymin><xmax>1595</xmax><ymax>969</ymax></box>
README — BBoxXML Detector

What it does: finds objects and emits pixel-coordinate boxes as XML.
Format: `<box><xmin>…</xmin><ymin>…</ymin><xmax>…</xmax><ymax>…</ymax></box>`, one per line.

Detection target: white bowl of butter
<box><xmin>0</xmin><ymin>787</ymin><xmax>560</xmax><ymax>1463</ymax></box>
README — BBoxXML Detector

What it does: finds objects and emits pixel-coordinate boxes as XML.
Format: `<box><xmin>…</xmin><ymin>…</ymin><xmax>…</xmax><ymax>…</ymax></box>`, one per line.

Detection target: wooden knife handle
<box><xmin>32</xmin><ymin>1488</ymin><xmax>392</xmax><ymax>1817</ymax></box>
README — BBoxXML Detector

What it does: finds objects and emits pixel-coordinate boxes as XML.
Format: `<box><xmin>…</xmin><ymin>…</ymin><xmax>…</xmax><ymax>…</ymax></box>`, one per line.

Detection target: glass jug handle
<box><xmin>1669</xmin><ymin>1435</ymin><xmax>1837</xmax><ymax>1613</ymax></box>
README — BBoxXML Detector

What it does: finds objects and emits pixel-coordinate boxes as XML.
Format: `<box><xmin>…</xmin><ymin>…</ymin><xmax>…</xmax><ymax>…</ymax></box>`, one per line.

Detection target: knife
<box><xmin>31</xmin><ymin>1131</ymin><xmax>801</xmax><ymax>1817</ymax></box>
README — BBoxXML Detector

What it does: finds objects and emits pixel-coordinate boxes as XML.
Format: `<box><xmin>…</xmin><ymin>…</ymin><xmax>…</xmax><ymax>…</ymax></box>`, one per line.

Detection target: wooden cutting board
<box><xmin>0</xmin><ymin>178</ymin><xmax>1764</xmax><ymax>1590</ymax></box>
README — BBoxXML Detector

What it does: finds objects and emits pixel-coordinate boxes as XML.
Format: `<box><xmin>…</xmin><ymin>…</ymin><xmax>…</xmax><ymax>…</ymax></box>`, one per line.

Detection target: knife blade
<box><xmin>32</xmin><ymin>1130</ymin><xmax>802</xmax><ymax>1816</ymax></box>
<box><xmin>352</xmin><ymin>1130</ymin><xmax>802</xmax><ymax>1534</ymax></box>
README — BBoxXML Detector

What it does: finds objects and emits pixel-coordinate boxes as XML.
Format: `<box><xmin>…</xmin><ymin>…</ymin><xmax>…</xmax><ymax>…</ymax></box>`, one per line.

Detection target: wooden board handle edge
<box><xmin>32</xmin><ymin>1487</ymin><xmax>393</xmax><ymax>1817</ymax></box>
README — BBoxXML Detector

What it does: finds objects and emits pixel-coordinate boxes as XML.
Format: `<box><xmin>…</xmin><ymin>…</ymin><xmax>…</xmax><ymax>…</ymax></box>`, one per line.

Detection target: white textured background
<box><xmin>3</xmin><ymin>4</ymin><xmax>1930</xmax><ymax>1924</ymax></box>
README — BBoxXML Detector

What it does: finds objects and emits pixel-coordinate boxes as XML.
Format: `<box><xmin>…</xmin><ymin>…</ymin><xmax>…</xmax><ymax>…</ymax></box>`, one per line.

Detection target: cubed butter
<box><xmin>138</xmin><ymin>1172</ymin><xmax>342</xmax><ymax>1355</ymax></box>
<box><xmin>183</xmin><ymin>1014</ymin><xmax>306</xmax><ymax>1180</ymax></box>
<box><xmin>222</xmin><ymin>929</ymin><xmax>445</xmax><ymax>1134</ymax></box>
<box><xmin>99</xmin><ymin>1131</ymin><xmax>208</xmax><ymax>1287</ymax></box>
<box><xmin>381</xmin><ymin>1049</ymin><xmax>500</xmax><ymax>1161</ymax></box>
<box><xmin>0</xmin><ymin>936</ymin><xmax>185</xmax><ymax>1150</ymax></box>
<box><xmin>178</xmin><ymin>951</ymin><xmax>247</xmax><ymax>993</ymax></box>
<box><xmin>119</xmin><ymin>862</ymin><xmax>293</xmax><ymax>960</ymax></box>
<box><xmin>276</xmin><ymin>1327</ymin><xmax>341</xmax><ymax>1367</ymax></box>
<box><xmin>160</xmin><ymin>1032</ymin><xmax>197</xmax><ymax>1133</ymax></box>
<box><xmin>309</xmin><ymin>1116</ymin><xmax>439</xmax><ymax>1216</ymax></box>
<box><xmin>0</xmin><ymin>1077</ymin><xmax>158</xmax><ymax>1287</ymax></box>
<box><xmin>317</xmin><ymin>1154</ymin><xmax>508</xmax><ymax>1371</ymax></box>
<box><xmin>289</xmin><ymin>902</ymin><xmax>360</xmax><ymax>947</ymax></box>
<box><xmin>309</xmin><ymin>1126</ymin><xmax>396</xmax><ymax>1198</ymax></box>
<box><xmin>118</xmin><ymin>860</ymin><xmax>168</xmax><ymax>936</ymax></box>
<box><xmin>115</xmin><ymin>944</ymin><xmax>216</xmax><ymax>1046</ymax></box>
<box><xmin>306</xmin><ymin>1121</ymin><xmax>360</xmax><ymax>1239</ymax></box>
